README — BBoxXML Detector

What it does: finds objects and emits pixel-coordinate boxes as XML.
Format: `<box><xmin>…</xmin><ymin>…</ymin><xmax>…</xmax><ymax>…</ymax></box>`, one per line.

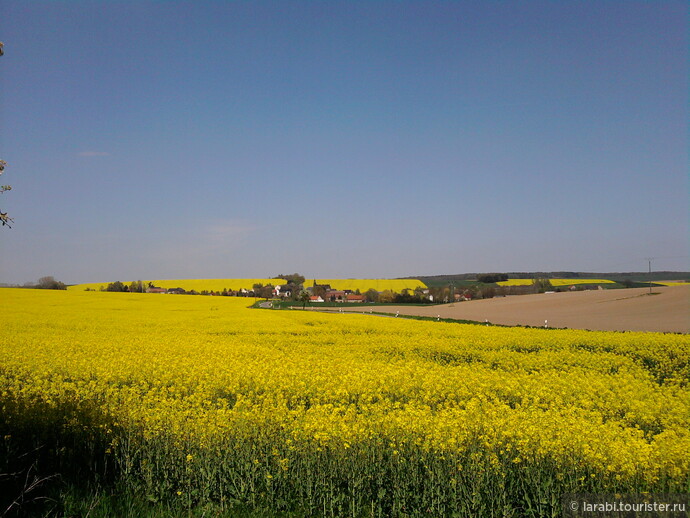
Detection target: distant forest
<box><xmin>404</xmin><ymin>271</ymin><xmax>690</xmax><ymax>288</ymax></box>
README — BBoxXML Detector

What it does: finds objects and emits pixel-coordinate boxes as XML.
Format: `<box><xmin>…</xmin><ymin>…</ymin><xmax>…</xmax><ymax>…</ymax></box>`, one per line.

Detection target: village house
<box><xmin>326</xmin><ymin>290</ymin><xmax>346</xmax><ymax>302</ymax></box>
<box><xmin>273</xmin><ymin>285</ymin><xmax>292</xmax><ymax>298</ymax></box>
<box><xmin>454</xmin><ymin>291</ymin><xmax>474</xmax><ymax>301</ymax></box>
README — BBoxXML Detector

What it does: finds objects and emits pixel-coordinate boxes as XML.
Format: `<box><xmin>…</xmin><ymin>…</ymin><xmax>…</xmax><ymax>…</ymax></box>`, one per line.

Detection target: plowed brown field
<box><xmin>328</xmin><ymin>285</ymin><xmax>689</xmax><ymax>333</ymax></box>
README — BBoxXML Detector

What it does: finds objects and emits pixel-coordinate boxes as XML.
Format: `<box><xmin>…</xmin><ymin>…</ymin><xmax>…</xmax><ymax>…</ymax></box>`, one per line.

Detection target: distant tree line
<box><xmin>35</xmin><ymin>276</ymin><xmax>66</xmax><ymax>290</ymax></box>
<box><xmin>412</xmin><ymin>271</ymin><xmax>690</xmax><ymax>288</ymax></box>
<box><xmin>476</xmin><ymin>273</ymin><xmax>509</xmax><ymax>284</ymax></box>
<box><xmin>9</xmin><ymin>276</ymin><xmax>68</xmax><ymax>290</ymax></box>
<box><xmin>99</xmin><ymin>280</ymin><xmax>276</xmax><ymax>298</ymax></box>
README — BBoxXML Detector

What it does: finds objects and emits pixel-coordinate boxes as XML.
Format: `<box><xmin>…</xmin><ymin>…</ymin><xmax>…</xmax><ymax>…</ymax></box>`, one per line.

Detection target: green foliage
<box><xmin>299</xmin><ymin>290</ymin><xmax>310</xmax><ymax>308</ymax></box>
<box><xmin>364</xmin><ymin>288</ymin><xmax>379</xmax><ymax>303</ymax></box>
<box><xmin>106</xmin><ymin>281</ymin><xmax>128</xmax><ymax>292</ymax></box>
<box><xmin>0</xmin><ymin>428</ymin><xmax>659</xmax><ymax>518</ymax></box>
<box><xmin>129</xmin><ymin>280</ymin><xmax>145</xmax><ymax>293</ymax></box>
<box><xmin>252</xmin><ymin>284</ymin><xmax>274</xmax><ymax>299</ymax></box>
<box><xmin>378</xmin><ymin>289</ymin><xmax>395</xmax><ymax>303</ymax></box>
<box><xmin>36</xmin><ymin>276</ymin><xmax>67</xmax><ymax>290</ymax></box>
<box><xmin>392</xmin><ymin>289</ymin><xmax>431</xmax><ymax>304</ymax></box>
<box><xmin>477</xmin><ymin>285</ymin><xmax>496</xmax><ymax>299</ymax></box>
<box><xmin>312</xmin><ymin>284</ymin><xmax>328</xmax><ymax>298</ymax></box>
<box><xmin>532</xmin><ymin>278</ymin><xmax>554</xmax><ymax>293</ymax></box>
<box><xmin>271</xmin><ymin>274</ymin><xmax>305</xmax><ymax>301</ymax></box>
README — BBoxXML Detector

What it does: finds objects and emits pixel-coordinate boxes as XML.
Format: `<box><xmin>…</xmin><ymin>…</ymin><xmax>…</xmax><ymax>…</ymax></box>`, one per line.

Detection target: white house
<box><xmin>273</xmin><ymin>285</ymin><xmax>292</xmax><ymax>298</ymax></box>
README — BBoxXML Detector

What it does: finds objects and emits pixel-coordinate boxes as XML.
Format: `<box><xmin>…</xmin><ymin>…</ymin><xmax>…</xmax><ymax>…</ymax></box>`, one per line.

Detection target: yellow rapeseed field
<box><xmin>497</xmin><ymin>279</ymin><xmax>616</xmax><ymax>287</ymax></box>
<box><xmin>67</xmin><ymin>278</ymin><xmax>285</xmax><ymax>292</ymax></box>
<box><xmin>68</xmin><ymin>278</ymin><xmax>428</xmax><ymax>294</ymax></box>
<box><xmin>310</xmin><ymin>278</ymin><xmax>427</xmax><ymax>292</ymax></box>
<box><xmin>1</xmin><ymin>288</ymin><xmax>688</xmax><ymax>515</ymax></box>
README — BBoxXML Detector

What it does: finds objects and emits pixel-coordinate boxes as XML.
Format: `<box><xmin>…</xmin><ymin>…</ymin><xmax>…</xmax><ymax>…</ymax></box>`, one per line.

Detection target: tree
<box><xmin>532</xmin><ymin>278</ymin><xmax>553</xmax><ymax>294</ymax></box>
<box><xmin>477</xmin><ymin>286</ymin><xmax>496</xmax><ymax>299</ymax></box>
<box><xmin>253</xmin><ymin>283</ymin><xmax>274</xmax><ymax>299</ymax></box>
<box><xmin>106</xmin><ymin>281</ymin><xmax>128</xmax><ymax>292</ymax></box>
<box><xmin>364</xmin><ymin>288</ymin><xmax>379</xmax><ymax>303</ymax></box>
<box><xmin>37</xmin><ymin>276</ymin><xmax>66</xmax><ymax>290</ymax></box>
<box><xmin>312</xmin><ymin>284</ymin><xmax>327</xmax><ymax>298</ymax></box>
<box><xmin>0</xmin><ymin>160</ymin><xmax>10</xmax><ymax>227</ymax></box>
<box><xmin>378</xmin><ymin>290</ymin><xmax>395</xmax><ymax>303</ymax></box>
<box><xmin>477</xmin><ymin>273</ymin><xmax>509</xmax><ymax>284</ymax></box>
<box><xmin>129</xmin><ymin>280</ymin><xmax>145</xmax><ymax>293</ymax></box>
<box><xmin>299</xmin><ymin>290</ymin><xmax>311</xmax><ymax>309</ymax></box>
<box><xmin>393</xmin><ymin>289</ymin><xmax>425</xmax><ymax>304</ymax></box>
<box><xmin>426</xmin><ymin>286</ymin><xmax>446</xmax><ymax>303</ymax></box>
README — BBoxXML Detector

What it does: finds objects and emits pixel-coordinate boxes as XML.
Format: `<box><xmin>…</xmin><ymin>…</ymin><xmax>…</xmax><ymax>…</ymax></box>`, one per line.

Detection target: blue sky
<box><xmin>0</xmin><ymin>1</ymin><xmax>687</xmax><ymax>284</ymax></box>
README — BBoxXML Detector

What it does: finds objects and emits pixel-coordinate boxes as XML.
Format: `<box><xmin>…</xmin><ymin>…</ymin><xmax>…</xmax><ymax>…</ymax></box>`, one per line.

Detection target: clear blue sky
<box><xmin>1</xmin><ymin>1</ymin><xmax>687</xmax><ymax>284</ymax></box>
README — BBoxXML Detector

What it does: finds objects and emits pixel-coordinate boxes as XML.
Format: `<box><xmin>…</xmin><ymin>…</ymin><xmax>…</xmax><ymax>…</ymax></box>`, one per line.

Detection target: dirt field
<box><xmin>324</xmin><ymin>286</ymin><xmax>689</xmax><ymax>333</ymax></box>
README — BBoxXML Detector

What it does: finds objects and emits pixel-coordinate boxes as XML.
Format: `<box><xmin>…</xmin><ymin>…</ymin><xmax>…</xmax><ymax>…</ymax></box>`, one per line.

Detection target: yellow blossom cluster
<box><xmin>497</xmin><ymin>279</ymin><xmax>616</xmax><ymax>286</ymax></box>
<box><xmin>310</xmin><ymin>278</ymin><xmax>427</xmax><ymax>292</ymax></box>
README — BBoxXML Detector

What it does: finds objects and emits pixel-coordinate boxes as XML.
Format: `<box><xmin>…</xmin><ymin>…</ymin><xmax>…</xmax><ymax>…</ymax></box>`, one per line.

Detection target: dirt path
<box><xmin>322</xmin><ymin>286</ymin><xmax>689</xmax><ymax>333</ymax></box>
